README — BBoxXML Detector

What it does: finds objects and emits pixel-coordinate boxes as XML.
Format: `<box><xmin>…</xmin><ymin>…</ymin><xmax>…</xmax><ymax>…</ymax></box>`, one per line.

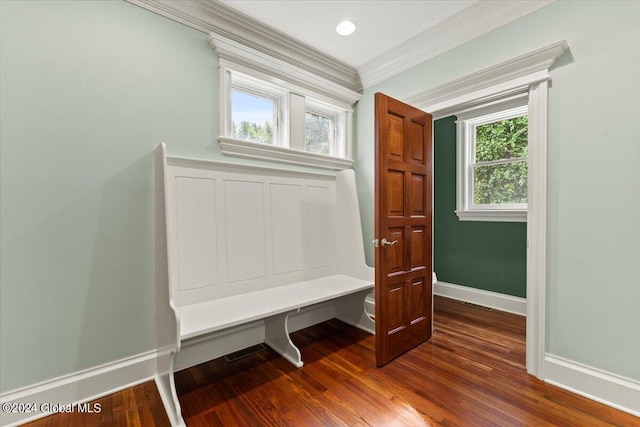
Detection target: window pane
<box><xmin>231</xmin><ymin>90</ymin><xmax>274</xmax><ymax>144</ymax></box>
<box><xmin>475</xmin><ymin>116</ymin><xmax>528</xmax><ymax>162</ymax></box>
<box><xmin>305</xmin><ymin>112</ymin><xmax>331</xmax><ymax>155</ymax></box>
<box><xmin>473</xmin><ymin>161</ymin><xmax>527</xmax><ymax>204</ymax></box>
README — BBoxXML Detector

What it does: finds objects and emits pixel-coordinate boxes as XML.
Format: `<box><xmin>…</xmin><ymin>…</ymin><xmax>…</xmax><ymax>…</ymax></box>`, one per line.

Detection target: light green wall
<box><xmin>0</xmin><ymin>0</ymin><xmax>332</xmax><ymax>394</ymax></box>
<box><xmin>355</xmin><ymin>0</ymin><xmax>640</xmax><ymax>380</ymax></box>
<box><xmin>2</xmin><ymin>0</ymin><xmax>639</xmax><ymax>395</ymax></box>
<box><xmin>0</xmin><ymin>0</ymin><xmax>220</xmax><ymax>392</ymax></box>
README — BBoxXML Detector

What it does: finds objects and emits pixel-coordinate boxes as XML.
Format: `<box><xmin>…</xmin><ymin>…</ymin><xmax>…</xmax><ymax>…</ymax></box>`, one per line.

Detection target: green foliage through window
<box><xmin>473</xmin><ymin>116</ymin><xmax>528</xmax><ymax>204</ymax></box>
<box><xmin>232</xmin><ymin>120</ymin><xmax>273</xmax><ymax>144</ymax></box>
<box><xmin>305</xmin><ymin>112</ymin><xmax>331</xmax><ymax>155</ymax></box>
<box><xmin>231</xmin><ymin>89</ymin><xmax>274</xmax><ymax>144</ymax></box>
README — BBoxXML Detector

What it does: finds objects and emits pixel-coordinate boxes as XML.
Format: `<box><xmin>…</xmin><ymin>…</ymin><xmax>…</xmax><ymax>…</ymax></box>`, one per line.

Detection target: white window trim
<box><xmin>456</xmin><ymin>99</ymin><xmax>529</xmax><ymax>222</ymax></box>
<box><xmin>209</xmin><ymin>31</ymin><xmax>361</xmax><ymax>170</ymax></box>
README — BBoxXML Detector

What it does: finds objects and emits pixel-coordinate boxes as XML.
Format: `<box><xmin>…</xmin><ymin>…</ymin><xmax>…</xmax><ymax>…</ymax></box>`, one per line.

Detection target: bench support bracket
<box><xmin>156</xmin><ymin>349</ymin><xmax>186</xmax><ymax>427</ymax></box>
<box><xmin>264</xmin><ymin>308</ymin><xmax>304</xmax><ymax>367</ymax></box>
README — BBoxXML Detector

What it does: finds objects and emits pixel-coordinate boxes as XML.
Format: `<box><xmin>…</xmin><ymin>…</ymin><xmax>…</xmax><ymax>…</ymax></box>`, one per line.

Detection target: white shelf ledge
<box><xmin>218</xmin><ymin>136</ymin><xmax>354</xmax><ymax>170</ymax></box>
<box><xmin>455</xmin><ymin>210</ymin><xmax>527</xmax><ymax>222</ymax></box>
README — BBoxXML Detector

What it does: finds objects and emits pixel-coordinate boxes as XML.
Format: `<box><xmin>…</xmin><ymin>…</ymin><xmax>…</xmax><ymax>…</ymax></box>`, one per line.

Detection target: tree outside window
<box><xmin>473</xmin><ymin>116</ymin><xmax>528</xmax><ymax>205</ymax></box>
<box><xmin>305</xmin><ymin>112</ymin><xmax>332</xmax><ymax>155</ymax></box>
<box><xmin>456</xmin><ymin>101</ymin><xmax>528</xmax><ymax>222</ymax></box>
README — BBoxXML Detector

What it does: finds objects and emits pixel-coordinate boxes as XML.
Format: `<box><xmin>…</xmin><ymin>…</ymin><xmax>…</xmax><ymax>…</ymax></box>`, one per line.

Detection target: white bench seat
<box><xmin>179</xmin><ymin>274</ymin><xmax>373</xmax><ymax>340</ymax></box>
<box><xmin>154</xmin><ymin>144</ymin><xmax>375</xmax><ymax>426</ymax></box>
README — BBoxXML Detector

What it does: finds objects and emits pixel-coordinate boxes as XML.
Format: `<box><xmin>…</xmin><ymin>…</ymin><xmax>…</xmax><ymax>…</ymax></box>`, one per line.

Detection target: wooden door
<box><xmin>375</xmin><ymin>92</ymin><xmax>433</xmax><ymax>366</ymax></box>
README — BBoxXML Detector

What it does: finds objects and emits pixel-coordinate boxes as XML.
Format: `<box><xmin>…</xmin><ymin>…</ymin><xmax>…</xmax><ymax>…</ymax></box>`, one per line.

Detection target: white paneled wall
<box><xmin>270</xmin><ymin>183</ymin><xmax>304</xmax><ymax>275</ymax></box>
<box><xmin>224</xmin><ymin>180</ymin><xmax>267</xmax><ymax>283</ymax></box>
<box><xmin>175</xmin><ymin>177</ymin><xmax>218</xmax><ymax>291</ymax></box>
<box><xmin>167</xmin><ymin>160</ymin><xmax>342</xmax><ymax>307</ymax></box>
<box><xmin>306</xmin><ymin>186</ymin><xmax>332</xmax><ymax>269</ymax></box>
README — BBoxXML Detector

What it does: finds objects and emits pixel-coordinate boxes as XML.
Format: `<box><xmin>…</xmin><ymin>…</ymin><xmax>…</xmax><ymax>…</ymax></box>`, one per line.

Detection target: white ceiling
<box><xmin>219</xmin><ymin>0</ymin><xmax>478</xmax><ymax>68</ymax></box>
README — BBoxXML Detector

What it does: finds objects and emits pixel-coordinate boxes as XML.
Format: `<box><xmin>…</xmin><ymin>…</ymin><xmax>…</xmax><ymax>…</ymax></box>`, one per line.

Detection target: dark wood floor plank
<box><xmin>23</xmin><ymin>296</ymin><xmax>640</xmax><ymax>426</ymax></box>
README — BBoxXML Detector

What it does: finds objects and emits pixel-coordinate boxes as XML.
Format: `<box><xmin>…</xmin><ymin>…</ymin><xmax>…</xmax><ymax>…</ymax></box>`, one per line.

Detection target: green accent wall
<box><xmin>433</xmin><ymin>117</ymin><xmax>526</xmax><ymax>298</ymax></box>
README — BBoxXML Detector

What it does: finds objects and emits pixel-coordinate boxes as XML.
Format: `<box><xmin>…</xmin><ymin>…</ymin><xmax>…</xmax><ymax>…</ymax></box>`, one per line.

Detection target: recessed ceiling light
<box><xmin>336</xmin><ymin>20</ymin><xmax>356</xmax><ymax>36</ymax></box>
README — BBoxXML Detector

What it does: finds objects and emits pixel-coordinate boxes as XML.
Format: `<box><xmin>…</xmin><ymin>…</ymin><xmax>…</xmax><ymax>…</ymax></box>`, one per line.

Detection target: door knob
<box><xmin>381</xmin><ymin>238</ymin><xmax>398</xmax><ymax>248</ymax></box>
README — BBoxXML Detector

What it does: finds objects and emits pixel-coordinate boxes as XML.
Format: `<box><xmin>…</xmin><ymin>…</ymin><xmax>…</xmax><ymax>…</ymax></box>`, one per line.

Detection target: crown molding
<box><xmin>405</xmin><ymin>40</ymin><xmax>568</xmax><ymax>119</ymax></box>
<box><xmin>208</xmin><ymin>32</ymin><xmax>362</xmax><ymax>105</ymax></box>
<box><xmin>127</xmin><ymin>0</ymin><xmax>556</xmax><ymax>92</ymax></box>
<box><xmin>358</xmin><ymin>0</ymin><xmax>556</xmax><ymax>88</ymax></box>
<box><xmin>125</xmin><ymin>0</ymin><xmax>361</xmax><ymax>92</ymax></box>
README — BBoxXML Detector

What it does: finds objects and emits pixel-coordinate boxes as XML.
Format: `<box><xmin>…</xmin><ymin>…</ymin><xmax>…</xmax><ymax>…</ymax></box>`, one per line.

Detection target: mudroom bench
<box><xmin>153</xmin><ymin>144</ymin><xmax>375</xmax><ymax>426</ymax></box>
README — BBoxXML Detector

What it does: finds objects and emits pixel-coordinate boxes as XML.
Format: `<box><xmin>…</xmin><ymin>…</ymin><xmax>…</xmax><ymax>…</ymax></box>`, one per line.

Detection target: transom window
<box><xmin>218</xmin><ymin>67</ymin><xmax>354</xmax><ymax>169</ymax></box>
<box><xmin>305</xmin><ymin>111</ymin><xmax>333</xmax><ymax>155</ymax></box>
<box><xmin>210</xmin><ymin>30</ymin><xmax>360</xmax><ymax>170</ymax></box>
<box><xmin>231</xmin><ymin>89</ymin><xmax>276</xmax><ymax>145</ymax></box>
<box><xmin>456</xmin><ymin>96</ymin><xmax>528</xmax><ymax>222</ymax></box>
<box><xmin>304</xmin><ymin>98</ymin><xmax>343</xmax><ymax>157</ymax></box>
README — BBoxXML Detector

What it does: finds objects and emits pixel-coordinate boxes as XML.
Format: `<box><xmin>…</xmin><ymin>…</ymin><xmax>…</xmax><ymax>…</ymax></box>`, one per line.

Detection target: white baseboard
<box><xmin>434</xmin><ymin>281</ymin><xmax>527</xmax><ymax>316</ymax></box>
<box><xmin>0</xmin><ymin>301</ymin><xmax>349</xmax><ymax>427</ymax></box>
<box><xmin>0</xmin><ymin>350</ymin><xmax>157</xmax><ymax>427</ymax></box>
<box><xmin>545</xmin><ymin>354</ymin><xmax>640</xmax><ymax>418</ymax></box>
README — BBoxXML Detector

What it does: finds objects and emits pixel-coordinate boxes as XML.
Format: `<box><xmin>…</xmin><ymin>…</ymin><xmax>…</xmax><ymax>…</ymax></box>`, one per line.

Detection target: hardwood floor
<box><xmin>21</xmin><ymin>381</ymin><xmax>168</xmax><ymax>427</ymax></box>
<box><xmin>24</xmin><ymin>296</ymin><xmax>639</xmax><ymax>426</ymax></box>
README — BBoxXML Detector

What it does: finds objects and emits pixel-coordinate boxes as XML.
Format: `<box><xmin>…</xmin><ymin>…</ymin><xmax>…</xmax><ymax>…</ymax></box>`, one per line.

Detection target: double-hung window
<box><xmin>209</xmin><ymin>31</ymin><xmax>361</xmax><ymax>169</ymax></box>
<box><xmin>218</xmin><ymin>68</ymin><xmax>353</xmax><ymax>169</ymax></box>
<box><xmin>456</xmin><ymin>96</ymin><xmax>528</xmax><ymax>222</ymax></box>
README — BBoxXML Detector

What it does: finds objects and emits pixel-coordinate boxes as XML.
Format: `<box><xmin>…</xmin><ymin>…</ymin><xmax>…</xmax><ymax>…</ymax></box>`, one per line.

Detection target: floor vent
<box><xmin>461</xmin><ymin>301</ymin><xmax>495</xmax><ymax>311</ymax></box>
<box><xmin>224</xmin><ymin>344</ymin><xmax>268</xmax><ymax>363</ymax></box>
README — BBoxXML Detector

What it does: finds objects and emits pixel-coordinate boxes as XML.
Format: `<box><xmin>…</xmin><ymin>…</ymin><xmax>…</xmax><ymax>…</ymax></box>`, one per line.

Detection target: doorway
<box><xmin>371</xmin><ymin>65</ymin><xmax>552</xmax><ymax>377</ymax></box>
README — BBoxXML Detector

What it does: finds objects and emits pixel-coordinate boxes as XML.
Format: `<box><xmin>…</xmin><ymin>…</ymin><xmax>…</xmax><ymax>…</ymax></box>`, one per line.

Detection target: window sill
<box><xmin>218</xmin><ymin>136</ymin><xmax>354</xmax><ymax>170</ymax></box>
<box><xmin>455</xmin><ymin>210</ymin><xmax>527</xmax><ymax>222</ymax></box>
